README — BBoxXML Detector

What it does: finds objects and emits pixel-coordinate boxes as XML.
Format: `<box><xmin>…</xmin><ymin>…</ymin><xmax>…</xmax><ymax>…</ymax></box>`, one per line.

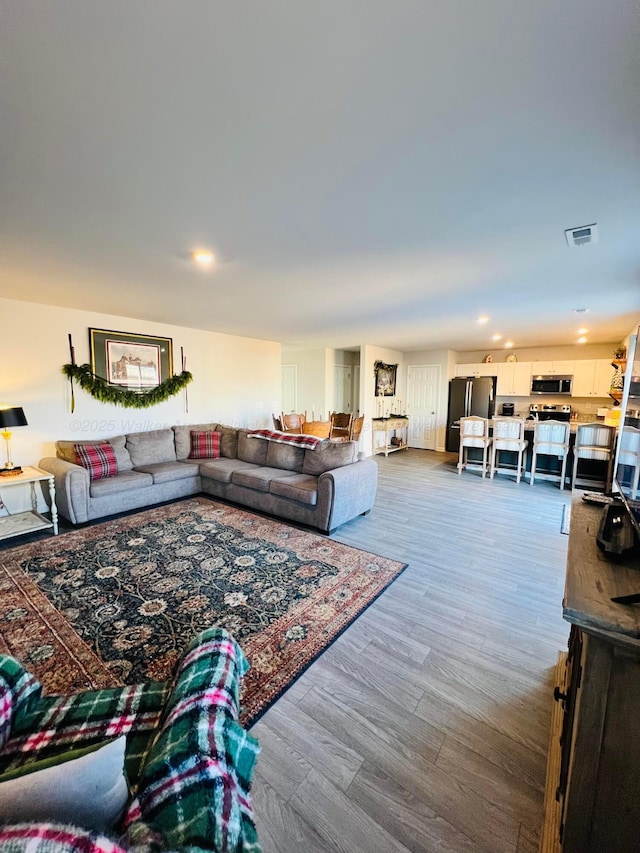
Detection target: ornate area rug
<box><xmin>0</xmin><ymin>497</ymin><xmax>406</xmax><ymax>725</ymax></box>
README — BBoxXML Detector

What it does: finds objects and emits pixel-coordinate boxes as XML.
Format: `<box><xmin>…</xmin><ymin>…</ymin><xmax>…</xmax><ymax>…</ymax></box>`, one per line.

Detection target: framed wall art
<box><xmin>89</xmin><ymin>328</ymin><xmax>173</xmax><ymax>389</ymax></box>
<box><xmin>374</xmin><ymin>361</ymin><xmax>398</xmax><ymax>397</ymax></box>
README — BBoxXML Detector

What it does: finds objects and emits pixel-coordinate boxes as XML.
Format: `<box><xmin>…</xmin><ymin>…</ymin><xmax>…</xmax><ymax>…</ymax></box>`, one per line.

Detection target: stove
<box><xmin>529</xmin><ymin>404</ymin><xmax>571</xmax><ymax>422</ymax></box>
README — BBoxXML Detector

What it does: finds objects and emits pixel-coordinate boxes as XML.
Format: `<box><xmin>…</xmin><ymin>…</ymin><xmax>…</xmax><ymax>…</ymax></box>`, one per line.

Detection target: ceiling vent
<box><xmin>565</xmin><ymin>223</ymin><xmax>598</xmax><ymax>247</ymax></box>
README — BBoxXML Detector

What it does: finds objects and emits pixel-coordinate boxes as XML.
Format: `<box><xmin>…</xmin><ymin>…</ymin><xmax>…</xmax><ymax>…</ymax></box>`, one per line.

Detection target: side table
<box><xmin>371</xmin><ymin>417</ymin><xmax>410</xmax><ymax>457</ymax></box>
<box><xmin>0</xmin><ymin>466</ymin><xmax>59</xmax><ymax>541</ymax></box>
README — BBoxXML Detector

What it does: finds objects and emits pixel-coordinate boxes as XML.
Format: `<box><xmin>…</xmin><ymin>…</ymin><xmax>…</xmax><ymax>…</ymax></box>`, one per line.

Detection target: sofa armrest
<box><xmin>38</xmin><ymin>457</ymin><xmax>90</xmax><ymax>525</ymax></box>
<box><xmin>317</xmin><ymin>458</ymin><xmax>378</xmax><ymax>533</ymax></box>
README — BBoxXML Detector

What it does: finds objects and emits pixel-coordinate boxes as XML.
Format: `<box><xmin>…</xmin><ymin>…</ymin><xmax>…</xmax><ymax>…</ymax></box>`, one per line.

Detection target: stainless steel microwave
<box><xmin>530</xmin><ymin>375</ymin><xmax>573</xmax><ymax>395</ymax></box>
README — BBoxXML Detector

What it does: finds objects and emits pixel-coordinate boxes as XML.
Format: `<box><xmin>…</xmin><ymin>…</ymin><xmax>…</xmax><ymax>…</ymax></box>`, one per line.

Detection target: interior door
<box><xmin>334</xmin><ymin>365</ymin><xmax>352</xmax><ymax>413</ymax></box>
<box><xmin>407</xmin><ymin>364</ymin><xmax>440</xmax><ymax>450</ymax></box>
<box><xmin>281</xmin><ymin>364</ymin><xmax>297</xmax><ymax>414</ymax></box>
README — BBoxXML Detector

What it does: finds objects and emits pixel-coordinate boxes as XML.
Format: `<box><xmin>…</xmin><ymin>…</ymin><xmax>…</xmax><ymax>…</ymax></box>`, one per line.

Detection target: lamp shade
<box><xmin>0</xmin><ymin>407</ymin><xmax>28</xmax><ymax>429</ymax></box>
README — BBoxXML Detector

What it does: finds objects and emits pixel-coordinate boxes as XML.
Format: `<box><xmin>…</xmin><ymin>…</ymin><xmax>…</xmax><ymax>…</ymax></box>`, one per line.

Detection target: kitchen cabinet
<box><xmin>540</xmin><ymin>498</ymin><xmax>640</xmax><ymax>853</ymax></box>
<box><xmin>571</xmin><ymin>359</ymin><xmax>613</xmax><ymax>398</ymax></box>
<box><xmin>496</xmin><ymin>362</ymin><xmax>531</xmax><ymax>396</ymax></box>
<box><xmin>455</xmin><ymin>362</ymin><xmax>497</xmax><ymax>377</ymax></box>
<box><xmin>530</xmin><ymin>360</ymin><xmax>575</xmax><ymax>377</ymax></box>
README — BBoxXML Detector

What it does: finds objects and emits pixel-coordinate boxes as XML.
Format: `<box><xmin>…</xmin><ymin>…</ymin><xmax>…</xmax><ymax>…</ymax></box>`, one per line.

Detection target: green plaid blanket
<box><xmin>122</xmin><ymin>628</ymin><xmax>261</xmax><ymax>853</ymax></box>
<box><xmin>0</xmin><ymin>628</ymin><xmax>261</xmax><ymax>853</ymax></box>
<box><xmin>0</xmin><ymin>679</ymin><xmax>170</xmax><ymax>786</ymax></box>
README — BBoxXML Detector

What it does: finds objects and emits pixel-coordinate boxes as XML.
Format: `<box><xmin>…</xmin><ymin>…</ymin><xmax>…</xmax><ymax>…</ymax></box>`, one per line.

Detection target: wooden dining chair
<box><xmin>329</xmin><ymin>412</ymin><xmax>354</xmax><ymax>441</ymax></box>
<box><xmin>302</xmin><ymin>420</ymin><xmax>331</xmax><ymax>439</ymax></box>
<box><xmin>281</xmin><ymin>412</ymin><xmax>306</xmax><ymax>434</ymax></box>
<box><xmin>272</xmin><ymin>413</ymin><xmax>283</xmax><ymax>431</ymax></box>
<box><xmin>351</xmin><ymin>414</ymin><xmax>365</xmax><ymax>443</ymax></box>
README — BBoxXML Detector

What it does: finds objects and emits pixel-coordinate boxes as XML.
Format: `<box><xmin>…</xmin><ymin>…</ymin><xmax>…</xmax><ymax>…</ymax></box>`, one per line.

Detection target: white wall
<box><xmin>281</xmin><ymin>347</ymin><xmax>331</xmax><ymax>418</ymax></box>
<box><xmin>361</xmin><ymin>344</ymin><xmax>404</xmax><ymax>455</ymax></box>
<box><xmin>0</xmin><ymin>297</ymin><xmax>281</xmax><ymax>511</ymax></box>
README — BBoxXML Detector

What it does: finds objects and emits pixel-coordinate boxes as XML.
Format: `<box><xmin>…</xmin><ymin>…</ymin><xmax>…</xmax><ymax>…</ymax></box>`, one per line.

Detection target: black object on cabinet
<box><xmin>446</xmin><ymin>376</ymin><xmax>496</xmax><ymax>453</ymax></box>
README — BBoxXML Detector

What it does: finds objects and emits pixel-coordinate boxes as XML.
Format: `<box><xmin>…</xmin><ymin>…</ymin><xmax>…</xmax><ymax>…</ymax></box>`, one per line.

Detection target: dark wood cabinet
<box><xmin>541</xmin><ymin>498</ymin><xmax>640</xmax><ymax>853</ymax></box>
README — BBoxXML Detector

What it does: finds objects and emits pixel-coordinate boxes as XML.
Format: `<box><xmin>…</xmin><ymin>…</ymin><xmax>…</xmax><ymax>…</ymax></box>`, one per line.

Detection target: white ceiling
<box><xmin>2</xmin><ymin>1</ymin><xmax>639</xmax><ymax>352</ymax></box>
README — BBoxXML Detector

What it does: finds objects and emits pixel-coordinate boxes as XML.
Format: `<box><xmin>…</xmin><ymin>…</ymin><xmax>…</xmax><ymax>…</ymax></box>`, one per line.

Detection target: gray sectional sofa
<box><xmin>38</xmin><ymin>423</ymin><xmax>378</xmax><ymax>534</ymax></box>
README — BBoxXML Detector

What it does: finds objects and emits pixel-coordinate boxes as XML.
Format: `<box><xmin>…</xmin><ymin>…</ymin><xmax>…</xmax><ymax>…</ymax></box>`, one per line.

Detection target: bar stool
<box><xmin>571</xmin><ymin>423</ymin><xmax>616</xmax><ymax>491</ymax></box>
<box><xmin>490</xmin><ymin>417</ymin><xmax>528</xmax><ymax>483</ymax></box>
<box><xmin>530</xmin><ymin>420</ymin><xmax>571</xmax><ymax>489</ymax></box>
<box><xmin>458</xmin><ymin>416</ymin><xmax>492</xmax><ymax>478</ymax></box>
<box><xmin>616</xmin><ymin>425</ymin><xmax>640</xmax><ymax>499</ymax></box>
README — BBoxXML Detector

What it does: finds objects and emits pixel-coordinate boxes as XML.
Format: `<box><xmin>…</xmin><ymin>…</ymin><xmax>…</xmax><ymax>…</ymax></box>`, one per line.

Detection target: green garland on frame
<box><xmin>62</xmin><ymin>363</ymin><xmax>193</xmax><ymax>409</ymax></box>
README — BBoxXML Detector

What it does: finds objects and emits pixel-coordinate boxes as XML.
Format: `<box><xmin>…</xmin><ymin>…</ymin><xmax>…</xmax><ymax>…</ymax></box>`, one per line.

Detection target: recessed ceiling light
<box><xmin>193</xmin><ymin>250</ymin><xmax>215</xmax><ymax>265</ymax></box>
<box><xmin>577</xmin><ymin>336</ymin><xmax>587</xmax><ymax>344</ymax></box>
<box><xmin>477</xmin><ymin>316</ymin><xmax>489</xmax><ymax>325</ymax></box>
<box><xmin>505</xmin><ymin>341</ymin><xmax>514</xmax><ymax>348</ymax></box>
<box><xmin>577</xmin><ymin>328</ymin><xmax>588</xmax><ymax>334</ymax></box>
<box><xmin>491</xmin><ymin>334</ymin><xmax>502</xmax><ymax>341</ymax></box>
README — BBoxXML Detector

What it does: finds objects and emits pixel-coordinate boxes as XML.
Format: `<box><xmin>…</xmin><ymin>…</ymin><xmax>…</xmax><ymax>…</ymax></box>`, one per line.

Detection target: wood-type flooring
<box><xmin>250</xmin><ymin>448</ymin><xmax>571</xmax><ymax>853</ymax></box>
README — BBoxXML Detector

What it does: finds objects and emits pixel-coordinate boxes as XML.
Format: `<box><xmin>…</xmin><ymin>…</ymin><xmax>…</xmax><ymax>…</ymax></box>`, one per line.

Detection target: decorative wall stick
<box><xmin>67</xmin><ymin>333</ymin><xmax>76</xmax><ymax>413</ymax></box>
<box><xmin>181</xmin><ymin>346</ymin><xmax>189</xmax><ymax>413</ymax></box>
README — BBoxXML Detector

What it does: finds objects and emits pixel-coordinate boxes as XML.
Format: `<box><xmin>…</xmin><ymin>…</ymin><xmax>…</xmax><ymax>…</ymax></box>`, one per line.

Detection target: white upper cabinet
<box><xmin>530</xmin><ymin>360</ymin><xmax>575</xmax><ymax>377</ymax></box>
<box><xmin>455</xmin><ymin>362</ymin><xmax>498</xmax><ymax>377</ymax></box>
<box><xmin>571</xmin><ymin>359</ymin><xmax>613</xmax><ymax>397</ymax></box>
<box><xmin>496</xmin><ymin>362</ymin><xmax>532</xmax><ymax>396</ymax></box>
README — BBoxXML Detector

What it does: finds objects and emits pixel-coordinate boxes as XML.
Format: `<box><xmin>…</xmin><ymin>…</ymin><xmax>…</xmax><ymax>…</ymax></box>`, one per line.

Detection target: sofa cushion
<box><xmin>188</xmin><ymin>430</ymin><xmax>220</xmax><ymax>459</ymax></box>
<box><xmin>89</xmin><ymin>470</ymin><xmax>153</xmax><ymax>498</ymax></box>
<box><xmin>270</xmin><ymin>474</ymin><xmax>319</xmax><ymax>506</ymax></box>
<box><xmin>133</xmin><ymin>461</ymin><xmax>200</xmax><ymax>484</ymax></box>
<box><xmin>126</xmin><ymin>429</ymin><xmax>176</xmax><ymax>466</ymax></box>
<box><xmin>198</xmin><ymin>458</ymin><xmax>257</xmax><ymax>485</ymax></box>
<box><xmin>57</xmin><ymin>436</ymin><xmax>133</xmax><ymax>472</ymax></box>
<box><xmin>302</xmin><ymin>440</ymin><xmax>358</xmax><ymax>475</ymax></box>
<box><xmin>0</xmin><ymin>736</ymin><xmax>128</xmax><ymax>831</ymax></box>
<box><xmin>266</xmin><ymin>441</ymin><xmax>305</xmax><ymax>472</ymax></box>
<box><xmin>173</xmin><ymin>422</ymin><xmax>218</xmax><ymax>460</ymax></box>
<box><xmin>74</xmin><ymin>443</ymin><xmax>118</xmax><ymax>480</ymax></box>
<box><xmin>215</xmin><ymin>424</ymin><xmax>239</xmax><ymax>459</ymax></box>
<box><xmin>237</xmin><ymin>430</ymin><xmax>268</xmax><ymax>466</ymax></box>
<box><xmin>231</xmin><ymin>466</ymin><xmax>298</xmax><ymax>493</ymax></box>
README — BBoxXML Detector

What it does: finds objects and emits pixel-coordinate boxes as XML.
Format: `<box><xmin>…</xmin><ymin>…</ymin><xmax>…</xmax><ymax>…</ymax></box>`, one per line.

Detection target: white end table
<box><xmin>0</xmin><ymin>465</ymin><xmax>59</xmax><ymax>541</ymax></box>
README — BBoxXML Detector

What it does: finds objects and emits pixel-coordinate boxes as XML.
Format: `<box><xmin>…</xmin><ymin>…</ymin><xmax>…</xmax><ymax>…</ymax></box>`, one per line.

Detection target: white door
<box><xmin>334</xmin><ymin>365</ymin><xmax>352</xmax><ymax>412</ymax></box>
<box><xmin>353</xmin><ymin>365</ymin><xmax>360</xmax><ymax>413</ymax></box>
<box><xmin>281</xmin><ymin>364</ymin><xmax>297</xmax><ymax>414</ymax></box>
<box><xmin>407</xmin><ymin>364</ymin><xmax>440</xmax><ymax>450</ymax></box>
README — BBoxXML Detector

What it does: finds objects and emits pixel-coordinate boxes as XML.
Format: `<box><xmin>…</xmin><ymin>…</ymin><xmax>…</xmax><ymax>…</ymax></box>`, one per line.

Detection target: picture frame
<box><xmin>89</xmin><ymin>328</ymin><xmax>173</xmax><ymax>389</ymax></box>
<box><xmin>374</xmin><ymin>361</ymin><xmax>398</xmax><ymax>397</ymax></box>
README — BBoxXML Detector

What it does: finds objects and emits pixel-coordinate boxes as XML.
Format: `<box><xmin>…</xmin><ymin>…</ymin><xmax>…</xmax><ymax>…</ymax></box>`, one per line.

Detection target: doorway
<box><xmin>407</xmin><ymin>364</ymin><xmax>440</xmax><ymax>450</ymax></box>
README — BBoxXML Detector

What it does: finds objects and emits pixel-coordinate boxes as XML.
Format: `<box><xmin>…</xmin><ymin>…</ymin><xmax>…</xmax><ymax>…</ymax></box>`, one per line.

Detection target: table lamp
<box><xmin>0</xmin><ymin>406</ymin><xmax>28</xmax><ymax>475</ymax></box>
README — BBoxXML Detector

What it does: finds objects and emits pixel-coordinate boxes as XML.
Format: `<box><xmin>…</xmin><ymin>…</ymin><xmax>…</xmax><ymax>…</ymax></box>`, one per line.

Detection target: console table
<box><xmin>0</xmin><ymin>466</ymin><xmax>58</xmax><ymax>541</ymax></box>
<box><xmin>540</xmin><ymin>496</ymin><xmax>640</xmax><ymax>852</ymax></box>
<box><xmin>371</xmin><ymin>417</ymin><xmax>409</xmax><ymax>457</ymax></box>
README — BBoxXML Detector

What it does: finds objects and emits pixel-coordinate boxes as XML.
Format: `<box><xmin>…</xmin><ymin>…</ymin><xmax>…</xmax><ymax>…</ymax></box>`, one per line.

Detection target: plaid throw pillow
<box><xmin>74</xmin><ymin>443</ymin><xmax>118</xmax><ymax>480</ymax></box>
<box><xmin>188</xmin><ymin>430</ymin><xmax>221</xmax><ymax>459</ymax></box>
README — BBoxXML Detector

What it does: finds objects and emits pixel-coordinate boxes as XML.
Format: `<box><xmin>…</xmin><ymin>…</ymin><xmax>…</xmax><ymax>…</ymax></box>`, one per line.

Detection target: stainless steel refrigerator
<box><xmin>446</xmin><ymin>376</ymin><xmax>496</xmax><ymax>453</ymax></box>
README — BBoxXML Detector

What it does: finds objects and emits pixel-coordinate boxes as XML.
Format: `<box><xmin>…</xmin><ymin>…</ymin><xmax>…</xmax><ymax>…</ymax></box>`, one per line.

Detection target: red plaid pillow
<box><xmin>188</xmin><ymin>430</ymin><xmax>221</xmax><ymax>459</ymax></box>
<box><xmin>74</xmin><ymin>443</ymin><xmax>119</xmax><ymax>480</ymax></box>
